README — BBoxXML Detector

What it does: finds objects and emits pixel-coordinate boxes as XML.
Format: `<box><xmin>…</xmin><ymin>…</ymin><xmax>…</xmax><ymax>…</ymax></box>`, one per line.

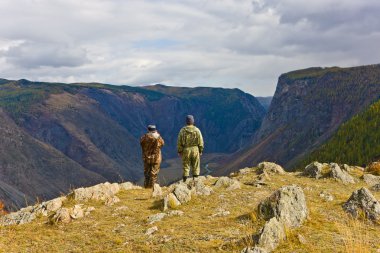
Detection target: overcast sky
<box><xmin>0</xmin><ymin>0</ymin><xmax>380</xmax><ymax>96</ymax></box>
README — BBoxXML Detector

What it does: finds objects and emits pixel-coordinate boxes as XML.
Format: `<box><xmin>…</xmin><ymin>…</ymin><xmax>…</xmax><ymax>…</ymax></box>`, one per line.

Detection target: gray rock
<box><xmin>0</xmin><ymin>210</ymin><xmax>36</xmax><ymax>225</ymax></box>
<box><xmin>256</xmin><ymin>217</ymin><xmax>286</xmax><ymax>252</ymax></box>
<box><xmin>363</xmin><ymin>174</ymin><xmax>380</xmax><ymax>186</ymax></box>
<box><xmin>85</xmin><ymin>206</ymin><xmax>95</xmax><ymax>216</ymax></box>
<box><xmin>145</xmin><ymin>226</ymin><xmax>158</xmax><ymax>236</ymax></box>
<box><xmin>147</xmin><ymin>213</ymin><xmax>166</xmax><ymax>224</ymax></box>
<box><xmin>152</xmin><ymin>184</ymin><xmax>163</xmax><ymax>198</ymax></box>
<box><xmin>371</xmin><ymin>184</ymin><xmax>380</xmax><ymax>192</ymax></box>
<box><xmin>193</xmin><ymin>179</ymin><xmax>213</xmax><ymax>196</ymax></box>
<box><xmin>257</xmin><ymin>162</ymin><xmax>285</xmax><ymax>175</ymax></box>
<box><xmin>303</xmin><ymin>162</ymin><xmax>324</xmax><ymax>179</ymax></box>
<box><xmin>45</xmin><ymin>196</ymin><xmax>66</xmax><ymax>213</ymax></box>
<box><xmin>72</xmin><ymin>182</ymin><xmax>120</xmax><ymax>202</ymax></box>
<box><xmin>163</xmin><ymin>193</ymin><xmax>181</xmax><ymax>211</ymax></box>
<box><xmin>259</xmin><ymin>185</ymin><xmax>308</xmax><ymax>228</ymax></box>
<box><xmin>120</xmin><ymin>182</ymin><xmax>142</xmax><ymax>190</ymax></box>
<box><xmin>53</xmin><ymin>208</ymin><xmax>71</xmax><ymax>224</ymax></box>
<box><xmin>173</xmin><ymin>183</ymin><xmax>192</xmax><ymax>204</ymax></box>
<box><xmin>239</xmin><ymin>167</ymin><xmax>255</xmax><ymax>175</ymax></box>
<box><xmin>70</xmin><ymin>205</ymin><xmax>84</xmax><ymax>219</ymax></box>
<box><xmin>214</xmin><ymin>177</ymin><xmax>241</xmax><ymax>190</ymax></box>
<box><xmin>342</xmin><ymin>187</ymin><xmax>380</xmax><ymax>221</ymax></box>
<box><xmin>330</xmin><ymin>163</ymin><xmax>355</xmax><ymax>184</ymax></box>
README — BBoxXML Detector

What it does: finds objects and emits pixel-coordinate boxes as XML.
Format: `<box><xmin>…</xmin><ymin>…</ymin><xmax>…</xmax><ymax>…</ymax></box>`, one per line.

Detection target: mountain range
<box><xmin>0</xmin><ymin>80</ymin><xmax>265</xmax><ymax>209</ymax></box>
<box><xmin>2</xmin><ymin>63</ymin><xmax>380</xmax><ymax>210</ymax></box>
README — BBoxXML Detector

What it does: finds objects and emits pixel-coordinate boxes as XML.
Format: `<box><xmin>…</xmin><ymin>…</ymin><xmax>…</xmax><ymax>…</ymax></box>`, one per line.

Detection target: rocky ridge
<box><xmin>1</xmin><ymin>161</ymin><xmax>380</xmax><ymax>252</ymax></box>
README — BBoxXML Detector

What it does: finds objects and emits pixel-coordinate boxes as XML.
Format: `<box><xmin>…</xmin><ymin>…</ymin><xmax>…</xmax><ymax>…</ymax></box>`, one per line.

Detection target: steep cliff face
<box><xmin>221</xmin><ymin>64</ymin><xmax>380</xmax><ymax>174</ymax></box>
<box><xmin>0</xmin><ymin>80</ymin><xmax>265</xmax><ymax>209</ymax></box>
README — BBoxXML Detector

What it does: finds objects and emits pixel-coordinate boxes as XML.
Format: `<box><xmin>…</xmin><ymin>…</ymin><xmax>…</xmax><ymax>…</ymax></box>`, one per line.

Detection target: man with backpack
<box><xmin>177</xmin><ymin>115</ymin><xmax>204</xmax><ymax>182</ymax></box>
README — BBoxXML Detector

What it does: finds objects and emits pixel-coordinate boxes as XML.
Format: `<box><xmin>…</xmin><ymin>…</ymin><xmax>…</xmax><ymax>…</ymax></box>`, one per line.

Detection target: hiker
<box><xmin>140</xmin><ymin>125</ymin><xmax>165</xmax><ymax>188</ymax></box>
<box><xmin>177</xmin><ymin>115</ymin><xmax>204</xmax><ymax>182</ymax></box>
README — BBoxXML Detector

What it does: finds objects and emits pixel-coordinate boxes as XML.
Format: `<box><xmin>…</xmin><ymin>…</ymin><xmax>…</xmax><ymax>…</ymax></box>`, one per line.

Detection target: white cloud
<box><xmin>0</xmin><ymin>0</ymin><xmax>379</xmax><ymax>96</ymax></box>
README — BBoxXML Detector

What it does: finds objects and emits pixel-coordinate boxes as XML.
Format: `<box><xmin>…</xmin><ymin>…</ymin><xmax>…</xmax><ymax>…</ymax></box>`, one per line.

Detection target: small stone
<box><xmin>105</xmin><ymin>196</ymin><xmax>120</xmax><ymax>206</ymax></box>
<box><xmin>319</xmin><ymin>191</ymin><xmax>334</xmax><ymax>202</ymax></box>
<box><xmin>297</xmin><ymin>234</ymin><xmax>307</xmax><ymax>244</ymax></box>
<box><xmin>145</xmin><ymin>226</ymin><xmax>158</xmax><ymax>236</ymax></box>
<box><xmin>241</xmin><ymin>247</ymin><xmax>268</xmax><ymax>253</ymax></box>
<box><xmin>167</xmin><ymin>210</ymin><xmax>184</xmax><ymax>216</ymax></box>
<box><xmin>113</xmin><ymin>224</ymin><xmax>126</xmax><ymax>233</ymax></box>
<box><xmin>53</xmin><ymin>208</ymin><xmax>71</xmax><ymax>224</ymax></box>
<box><xmin>147</xmin><ymin>213</ymin><xmax>166</xmax><ymax>224</ymax></box>
<box><xmin>210</xmin><ymin>209</ymin><xmax>230</xmax><ymax>217</ymax></box>
<box><xmin>70</xmin><ymin>205</ymin><xmax>84</xmax><ymax>219</ymax></box>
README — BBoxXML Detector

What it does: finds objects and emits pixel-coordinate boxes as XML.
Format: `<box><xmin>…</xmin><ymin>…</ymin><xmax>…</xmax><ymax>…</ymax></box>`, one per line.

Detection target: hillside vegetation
<box><xmin>303</xmin><ymin>98</ymin><xmax>380</xmax><ymax>167</ymax></box>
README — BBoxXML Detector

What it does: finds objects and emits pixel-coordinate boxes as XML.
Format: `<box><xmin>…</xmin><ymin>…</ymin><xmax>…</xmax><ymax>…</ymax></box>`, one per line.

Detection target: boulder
<box><xmin>363</xmin><ymin>174</ymin><xmax>380</xmax><ymax>186</ymax></box>
<box><xmin>303</xmin><ymin>162</ymin><xmax>324</xmax><ymax>179</ymax></box>
<box><xmin>257</xmin><ymin>162</ymin><xmax>285</xmax><ymax>175</ymax></box>
<box><xmin>256</xmin><ymin>217</ymin><xmax>286</xmax><ymax>252</ymax></box>
<box><xmin>330</xmin><ymin>163</ymin><xmax>355</xmax><ymax>184</ymax></box>
<box><xmin>342</xmin><ymin>187</ymin><xmax>380</xmax><ymax>221</ymax></box>
<box><xmin>166</xmin><ymin>210</ymin><xmax>184</xmax><ymax>217</ymax></box>
<box><xmin>173</xmin><ymin>183</ymin><xmax>192</xmax><ymax>204</ymax></box>
<box><xmin>163</xmin><ymin>193</ymin><xmax>181</xmax><ymax>211</ymax></box>
<box><xmin>259</xmin><ymin>185</ymin><xmax>308</xmax><ymax>228</ymax></box>
<box><xmin>342</xmin><ymin>164</ymin><xmax>364</xmax><ymax>173</ymax></box>
<box><xmin>214</xmin><ymin>177</ymin><xmax>241</xmax><ymax>190</ymax></box>
<box><xmin>152</xmin><ymin>184</ymin><xmax>163</xmax><ymax>198</ymax></box>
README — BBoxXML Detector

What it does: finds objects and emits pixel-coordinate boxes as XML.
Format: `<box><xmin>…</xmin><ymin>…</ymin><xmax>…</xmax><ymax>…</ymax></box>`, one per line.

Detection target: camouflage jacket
<box><xmin>177</xmin><ymin>125</ymin><xmax>204</xmax><ymax>154</ymax></box>
<box><xmin>140</xmin><ymin>132</ymin><xmax>164</xmax><ymax>163</ymax></box>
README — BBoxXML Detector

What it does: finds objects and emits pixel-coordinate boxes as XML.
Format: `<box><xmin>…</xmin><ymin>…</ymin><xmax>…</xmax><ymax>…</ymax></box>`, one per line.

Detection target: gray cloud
<box><xmin>0</xmin><ymin>0</ymin><xmax>379</xmax><ymax>96</ymax></box>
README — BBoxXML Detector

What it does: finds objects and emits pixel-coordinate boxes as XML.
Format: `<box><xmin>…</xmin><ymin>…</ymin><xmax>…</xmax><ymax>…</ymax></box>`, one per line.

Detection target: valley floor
<box><xmin>0</xmin><ymin>169</ymin><xmax>379</xmax><ymax>252</ymax></box>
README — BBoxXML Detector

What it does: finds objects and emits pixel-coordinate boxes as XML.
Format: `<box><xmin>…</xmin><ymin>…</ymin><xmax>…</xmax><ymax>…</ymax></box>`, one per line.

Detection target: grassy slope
<box><xmin>0</xmin><ymin>169</ymin><xmax>379</xmax><ymax>252</ymax></box>
<box><xmin>303</xmin><ymin>98</ymin><xmax>380</xmax><ymax>167</ymax></box>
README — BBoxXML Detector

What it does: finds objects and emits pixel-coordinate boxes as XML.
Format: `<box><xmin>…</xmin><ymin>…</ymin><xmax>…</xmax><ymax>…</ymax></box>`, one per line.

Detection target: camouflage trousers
<box><xmin>181</xmin><ymin>146</ymin><xmax>200</xmax><ymax>177</ymax></box>
<box><xmin>144</xmin><ymin>161</ymin><xmax>160</xmax><ymax>188</ymax></box>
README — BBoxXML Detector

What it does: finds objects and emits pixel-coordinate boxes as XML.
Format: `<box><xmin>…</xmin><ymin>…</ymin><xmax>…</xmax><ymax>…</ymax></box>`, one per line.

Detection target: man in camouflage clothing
<box><xmin>140</xmin><ymin>125</ymin><xmax>165</xmax><ymax>188</ymax></box>
<box><xmin>177</xmin><ymin>115</ymin><xmax>204</xmax><ymax>182</ymax></box>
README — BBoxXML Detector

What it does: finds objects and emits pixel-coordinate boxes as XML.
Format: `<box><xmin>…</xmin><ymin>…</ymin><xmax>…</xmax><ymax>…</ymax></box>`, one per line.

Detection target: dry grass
<box><xmin>1</xmin><ymin>170</ymin><xmax>380</xmax><ymax>252</ymax></box>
